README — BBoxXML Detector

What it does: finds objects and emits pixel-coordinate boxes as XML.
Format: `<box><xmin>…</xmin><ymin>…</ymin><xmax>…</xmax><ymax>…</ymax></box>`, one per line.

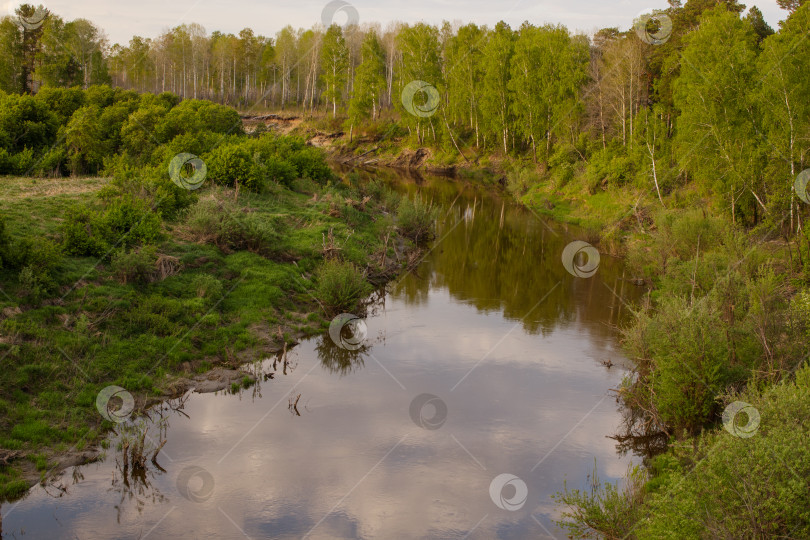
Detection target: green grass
<box><xmin>519</xmin><ymin>175</ymin><xmax>642</xmax><ymax>236</ymax></box>
<box><xmin>0</xmin><ymin>176</ymin><xmax>108</xmax><ymax>237</ymax></box>
<box><xmin>0</xmin><ymin>172</ymin><xmax>410</xmax><ymax>499</ymax></box>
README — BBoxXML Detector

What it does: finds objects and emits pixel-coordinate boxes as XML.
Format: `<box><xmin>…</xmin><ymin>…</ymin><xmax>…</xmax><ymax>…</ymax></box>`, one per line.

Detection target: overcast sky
<box><xmin>4</xmin><ymin>0</ymin><xmax>788</xmax><ymax>45</ymax></box>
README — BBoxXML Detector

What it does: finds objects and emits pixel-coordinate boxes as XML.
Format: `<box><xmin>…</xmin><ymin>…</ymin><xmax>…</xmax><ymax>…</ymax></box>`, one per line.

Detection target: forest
<box><xmin>0</xmin><ymin>0</ymin><xmax>807</xmax><ymax>227</ymax></box>
<box><xmin>1</xmin><ymin>0</ymin><xmax>810</xmax><ymax>538</ymax></box>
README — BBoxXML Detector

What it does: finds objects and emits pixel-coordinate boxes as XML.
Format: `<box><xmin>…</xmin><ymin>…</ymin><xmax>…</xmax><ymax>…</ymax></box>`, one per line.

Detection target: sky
<box><xmin>3</xmin><ymin>0</ymin><xmax>788</xmax><ymax>45</ymax></box>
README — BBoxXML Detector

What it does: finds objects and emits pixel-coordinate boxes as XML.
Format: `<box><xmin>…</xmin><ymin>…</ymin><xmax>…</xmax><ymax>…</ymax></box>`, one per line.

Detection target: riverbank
<box><xmin>244</xmin><ymin>113</ymin><xmax>650</xmax><ymax>246</ymax></box>
<box><xmin>0</xmin><ymin>169</ymin><xmax>426</xmax><ymax>498</ymax></box>
<box><xmin>252</xmin><ymin>113</ymin><xmax>810</xmax><ymax>536</ymax></box>
<box><xmin>1</xmin><ymin>165</ymin><xmax>643</xmax><ymax>540</ymax></box>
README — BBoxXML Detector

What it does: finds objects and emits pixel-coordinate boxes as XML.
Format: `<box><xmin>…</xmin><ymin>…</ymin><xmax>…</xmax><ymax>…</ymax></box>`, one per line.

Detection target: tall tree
<box><xmin>444</xmin><ymin>23</ymin><xmax>485</xmax><ymax>147</ymax></box>
<box><xmin>396</xmin><ymin>23</ymin><xmax>443</xmax><ymax>143</ymax></box>
<box><xmin>0</xmin><ymin>17</ymin><xmax>24</xmax><ymax>93</ymax></box>
<box><xmin>480</xmin><ymin>22</ymin><xmax>515</xmax><ymax>154</ymax></box>
<box><xmin>777</xmin><ymin>0</ymin><xmax>808</xmax><ymax>13</ymax></box>
<box><xmin>745</xmin><ymin>6</ymin><xmax>775</xmax><ymax>42</ymax></box>
<box><xmin>320</xmin><ymin>25</ymin><xmax>349</xmax><ymax>117</ymax></box>
<box><xmin>274</xmin><ymin>26</ymin><xmax>297</xmax><ymax>109</ymax></box>
<box><xmin>17</xmin><ymin>3</ymin><xmax>49</xmax><ymax>93</ymax></box>
<box><xmin>602</xmin><ymin>33</ymin><xmax>648</xmax><ymax>147</ymax></box>
<box><xmin>509</xmin><ymin>23</ymin><xmax>588</xmax><ymax>162</ymax></box>
<box><xmin>348</xmin><ymin>30</ymin><xmax>385</xmax><ymax>125</ymax></box>
<box><xmin>36</xmin><ymin>15</ymin><xmax>82</xmax><ymax>87</ymax></box>
<box><xmin>674</xmin><ymin>5</ymin><xmax>762</xmax><ymax>223</ymax></box>
<box><xmin>758</xmin><ymin>3</ymin><xmax>810</xmax><ymax>231</ymax></box>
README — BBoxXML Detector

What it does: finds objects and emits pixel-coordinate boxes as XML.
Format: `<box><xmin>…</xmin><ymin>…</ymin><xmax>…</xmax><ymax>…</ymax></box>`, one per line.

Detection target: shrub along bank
<box><xmin>0</xmin><ymin>86</ymin><xmax>430</xmax><ymax>499</ymax></box>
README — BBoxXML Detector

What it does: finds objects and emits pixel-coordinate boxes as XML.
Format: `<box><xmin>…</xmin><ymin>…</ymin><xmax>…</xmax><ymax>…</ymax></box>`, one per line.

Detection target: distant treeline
<box><xmin>1</xmin><ymin>1</ymin><xmax>809</xmax><ymax>227</ymax></box>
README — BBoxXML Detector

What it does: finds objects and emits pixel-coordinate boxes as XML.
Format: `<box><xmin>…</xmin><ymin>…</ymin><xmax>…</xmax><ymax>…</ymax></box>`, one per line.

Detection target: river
<box><xmin>1</xmin><ymin>167</ymin><xmax>643</xmax><ymax>539</ymax></box>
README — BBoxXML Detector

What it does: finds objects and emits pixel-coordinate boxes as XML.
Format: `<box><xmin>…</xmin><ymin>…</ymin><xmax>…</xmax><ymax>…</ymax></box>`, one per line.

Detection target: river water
<box><xmin>1</xmin><ymin>169</ymin><xmax>642</xmax><ymax>539</ymax></box>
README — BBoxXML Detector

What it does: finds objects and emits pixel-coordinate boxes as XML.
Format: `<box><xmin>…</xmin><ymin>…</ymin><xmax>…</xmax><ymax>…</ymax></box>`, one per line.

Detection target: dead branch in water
<box><xmin>288</xmin><ymin>393</ymin><xmax>301</xmax><ymax>416</ymax></box>
<box><xmin>151</xmin><ymin>439</ymin><xmax>168</xmax><ymax>467</ymax></box>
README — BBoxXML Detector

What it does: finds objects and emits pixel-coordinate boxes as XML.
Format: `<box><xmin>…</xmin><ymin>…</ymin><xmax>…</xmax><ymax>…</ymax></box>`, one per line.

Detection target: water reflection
<box><xmin>372</xmin><ymin>169</ymin><xmax>638</xmax><ymax>342</ymax></box>
<box><xmin>316</xmin><ymin>336</ymin><xmax>367</xmax><ymax>376</ymax></box>
<box><xmin>2</xmin><ymin>170</ymin><xmax>645</xmax><ymax>540</ymax></box>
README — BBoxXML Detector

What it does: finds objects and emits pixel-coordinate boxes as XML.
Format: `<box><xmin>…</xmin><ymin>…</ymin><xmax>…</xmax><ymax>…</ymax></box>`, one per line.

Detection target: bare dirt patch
<box><xmin>241</xmin><ymin>114</ymin><xmax>303</xmax><ymax>135</ymax></box>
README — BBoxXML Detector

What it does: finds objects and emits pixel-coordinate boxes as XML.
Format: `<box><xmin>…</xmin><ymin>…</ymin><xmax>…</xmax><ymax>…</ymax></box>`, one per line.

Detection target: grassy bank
<box><xmin>0</xmin><ymin>171</ymin><xmax>424</xmax><ymax>498</ymax></box>
<box><xmin>517</xmin><ymin>163</ymin><xmax>810</xmax><ymax>537</ymax></box>
<box><xmin>0</xmin><ymin>87</ymin><xmax>435</xmax><ymax>499</ymax></box>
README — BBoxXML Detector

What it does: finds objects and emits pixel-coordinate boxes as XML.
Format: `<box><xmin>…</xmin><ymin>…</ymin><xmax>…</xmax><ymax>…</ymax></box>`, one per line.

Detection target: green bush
<box><xmin>636</xmin><ymin>365</ymin><xmax>810</xmax><ymax>538</ymax></box>
<box><xmin>286</xmin><ymin>147</ymin><xmax>334</xmax><ymax>183</ymax></box>
<box><xmin>110</xmin><ymin>246</ymin><xmax>158</xmax><ymax>285</ymax></box>
<box><xmin>101</xmin><ymin>195</ymin><xmax>164</xmax><ymax>249</ymax></box>
<box><xmin>584</xmin><ymin>145</ymin><xmax>636</xmax><ymax>193</ymax></box>
<box><xmin>625</xmin><ymin>296</ymin><xmax>729</xmax><ymax>431</ymax></box>
<box><xmin>98</xmin><ymin>102</ymin><xmax>137</xmax><ymax>153</ymax></box>
<box><xmin>396</xmin><ymin>196</ymin><xmax>438</xmax><ymax>243</ymax></box>
<box><xmin>315</xmin><ymin>259</ymin><xmax>372</xmax><ymax>314</ymax></box>
<box><xmin>34</xmin><ymin>86</ymin><xmax>87</xmax><ymax>125</ymax></box>
<box><xmin>505</xmin><ymin>166</ymin><xmax>541</xmax><ymax>197</ymax></box>
<box><xmin>62</xmin><ymin>196</ymin><xmax>163</xmax><ymax>256</ymax></box>
<box><xmin>0</xmin><ymin>94</ymin><xmax>59</xmax><ymax>155</ymax></box>
<box><xmin>64</xmin><ymin>105</ymin><xmax>105</xmax><ymax>174</ymax></box>
<box><xmin>10</xmin><ymin>237</ymin><xmax>63</xmax><ymax>274</ymax></box>
<box><xmin>185</xmin><ymin>197</ymin><xmax>284</xmax><ymax>255</ymax></box>
<box><xmin>120</xmin><ymin>103</ymin><xmax>172</xmax><ymax>162</ymax></box>
<box><xmin>553</xmin><ymin>464</ymin><xmax>648</xmax><ymax>539</ymax></box>
<box><xmin>261</xmin><ymin>155</ymin><xmax>298</xmax><ymax>187</ymax></box>
<box><xmin>29</xmin><ymin>146</ymin><xmax>67</xmax><ymax>176</ymax></box>
<box><xmin>9</xmin><ymin>238</ymin><xmax>64</xmax><ymax>299</ymax></box>
<box><xmin>204</xmin><ymin>143</ymin><xmax>263</xmax><ymax>191</ymax></box>
<box><xmin>622</xmin><ymin>209</ymin><xmax>792</xmax><ymax>435</ymax></box>
<box><xmin>246</xmin><ymin>134</ymin><xmax>334</xmax><ymax>185</ymax></box>
<box><xmin>154</xmin><ymin>131</ymin><xmax>225</xmax><ymax>163</ymax></box>
<box><xmin>190</xmin><ymin>273</ymin><xmax>224</xmax><ymax>300</ymax></box>
<box><xmin>158</xmin><ymin>99</ymin><xmax>242</xmax><ymax>140</ymax></box>
<box><xmin>551</xmin><ymin>162</ymin><xmax>575</xmax><ymax>189</ymax></box>
<box><xmin>5</xmin><ymin>147</ymin><xmax>35</xmax><ymax>175</ymax></box>
<box><xmin>84</xmin><ymin>85</ymin><xmax>116</xmax><ymax>108</ymax></box>
<box><xmin>101</xmin><ymin>163</ymin><xmax>196</xmax><ymax>220</ymax></box>
<box><xmin>61</xmin><ymin>205</ymin><xmax>111</xmax><ymax>257</ymax></box>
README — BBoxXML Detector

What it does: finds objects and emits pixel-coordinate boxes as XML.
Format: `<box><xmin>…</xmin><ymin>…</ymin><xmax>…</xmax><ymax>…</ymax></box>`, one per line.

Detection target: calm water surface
<box><xmin>1</xmin><ymin>169</ymin><xmax>642</xmax><ymax>539</ymax></box>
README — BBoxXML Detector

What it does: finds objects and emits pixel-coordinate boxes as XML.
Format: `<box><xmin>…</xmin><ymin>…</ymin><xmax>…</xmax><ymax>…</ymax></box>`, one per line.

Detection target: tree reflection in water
<box><xmin>315</xmin><ymin>334</ymin><xmax>367</xmax><ymax>376</ymax></box>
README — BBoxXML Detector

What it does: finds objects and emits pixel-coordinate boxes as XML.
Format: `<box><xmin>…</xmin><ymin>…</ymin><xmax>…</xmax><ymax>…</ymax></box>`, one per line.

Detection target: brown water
<box><xmin>1</xmin><ymin>169</ymin><xmax>642</xmax><ymax>539</ymax></box>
